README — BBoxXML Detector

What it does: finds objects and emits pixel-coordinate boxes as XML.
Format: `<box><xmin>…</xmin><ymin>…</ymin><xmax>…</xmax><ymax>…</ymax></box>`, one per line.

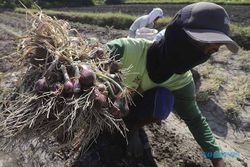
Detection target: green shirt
<box><xmin>106</xmin><ymin>37</ymin><xmax>222</xmax><ymax>158</ymax></box>
<box><xmin>106</xmin><ymin>38</ymin><xmax>193</xmax><ymax>92</ymax></box>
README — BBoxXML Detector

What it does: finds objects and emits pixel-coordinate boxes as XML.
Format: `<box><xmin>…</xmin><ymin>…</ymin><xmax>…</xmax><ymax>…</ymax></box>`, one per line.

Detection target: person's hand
<box><xmin>126</xmin><ymin>129</ymin><xmax>144</xmax><ymax>158</ymax></box>
<box><xmin>210</xmin><ymin>158</ymin><xmax>225</xmax><ymax>167</ymax></box>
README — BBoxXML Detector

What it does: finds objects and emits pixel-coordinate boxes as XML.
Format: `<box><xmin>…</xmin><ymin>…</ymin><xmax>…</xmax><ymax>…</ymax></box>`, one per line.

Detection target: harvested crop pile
<box><xmin>0</xmin><ymin>10</ymin><xmax>133</xmax><ymax>157</ymax></box>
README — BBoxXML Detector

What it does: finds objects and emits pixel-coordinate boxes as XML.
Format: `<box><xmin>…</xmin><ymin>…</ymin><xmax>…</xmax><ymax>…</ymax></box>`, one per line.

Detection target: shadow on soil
<box><xmin>75</xmin><ymin>129</ymin><xmax>158</xmax><ymax>167</ymax></box>
<box><xmin>75</xmin><ymin>127</ymin><xmax>211</xmax><ymax>167</ymax></box>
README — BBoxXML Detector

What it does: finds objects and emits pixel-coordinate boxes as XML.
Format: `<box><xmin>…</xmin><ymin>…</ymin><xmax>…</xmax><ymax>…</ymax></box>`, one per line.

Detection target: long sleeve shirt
<box><xmin>106</xmin><ymin>38</ymin><xmax>222</xmax><ymax>158</ymax></box>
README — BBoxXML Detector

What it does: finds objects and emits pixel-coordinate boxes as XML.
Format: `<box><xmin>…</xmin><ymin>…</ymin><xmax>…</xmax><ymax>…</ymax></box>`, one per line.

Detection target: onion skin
<box><xmin>64</xmin><ymin>80</ymin><xmax>74</xmax><ymax>93</ymax></box>
<box><xmin>79</xmin><ymin>67</ymin><xmax>96</xmax><ymax>88</ymax></box>
<box><xmin>60</xmin><ymin>65</ymin><xmax>74</xmax><ymax>94</ymax></box>
<box><xmin>60</xmin><ymin>65</ymin><xmax>70</xmax><ymax>81</ymax></box>
<box><xmin>50</xmin><ymin>83</ymin><xmax>62</xmax><ymax>92</ymax></box>
<box><xmin>95</xmin><ymin>47</ymin><xmax>104</xmax><ymax>59</ymax></box>
<box><xmin>73</xmin><ymin>64</ymin><xmax>81</xmax><ymax>93</ymax></box>
<box><xmin>96</xmin><ymin>83</ymin><xmax>108</xmax><ymax>97</ymax></box>
<box><xmin>73</xmin><ymin>80</ymin><xmax>81</xmax><ymax>93</ymax></box>
<box><xmin>96</xmin><ymin>83</ymin><xmax>107</xmax><ymax>93</ymax></box>
<box><xmin>109</xmin><ymin>62</ymin><xmax>120</xmax><ymax>74</ymax></box>
<box><xmin>93</xmin><ymin>88</ymin><xmax>108</xmax><ymax>109</ymax></box>
<box><xmin>35</xmin><ymin>77</ymin><xmax>48</xmax><ymax>92</ymax></box>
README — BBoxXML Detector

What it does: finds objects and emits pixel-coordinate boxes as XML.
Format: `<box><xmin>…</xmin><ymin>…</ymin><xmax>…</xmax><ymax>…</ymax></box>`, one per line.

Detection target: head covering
<box><xmin>147</xmin><ymin>26</ymin><xmax>210</xmax><ymax>83</ymax></box>
<box><xmin>178</xmin><ymin>2</ymin><xmax>239</xmax><ymax>53</ymax></box>
<box><xmin>148</xmin><ymin>8</ymin><xmax>164</xmax><ymax>23</ymax></box>
<box><xmin>146</xmin><ymin>2</ymin><xmax>239</xmax><ymax>83</ymax></box>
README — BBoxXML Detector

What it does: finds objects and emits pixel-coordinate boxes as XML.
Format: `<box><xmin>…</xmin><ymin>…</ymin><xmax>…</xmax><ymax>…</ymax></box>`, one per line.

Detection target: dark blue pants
<box><xmin>124</xmin><ymin>87</ymin><xmax>174</xmax><ymax>129</ymax></box>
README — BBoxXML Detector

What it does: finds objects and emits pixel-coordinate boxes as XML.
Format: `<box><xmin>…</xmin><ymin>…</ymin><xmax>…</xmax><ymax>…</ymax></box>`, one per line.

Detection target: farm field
<box><xmin>57</xmin><ymin>4</ymin><xmax>250</xmax><ymax>25</ymax></box>
<box><xmin>124</xmin><ymin>0</ymin><xmax>250</xmax><ymax>4</ymax></box>
<box><xmin>0</xmin><ymin>4</ymin><xmax>249</xmax><ymax>167</ymax></box>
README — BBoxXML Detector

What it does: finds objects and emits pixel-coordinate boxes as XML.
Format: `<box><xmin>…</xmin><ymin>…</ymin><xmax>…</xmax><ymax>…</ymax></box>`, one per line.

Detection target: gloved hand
<box><xmin>126</xmin><ymin>129</ymin><xmax>144</xmax><ymax>158</ymax></box>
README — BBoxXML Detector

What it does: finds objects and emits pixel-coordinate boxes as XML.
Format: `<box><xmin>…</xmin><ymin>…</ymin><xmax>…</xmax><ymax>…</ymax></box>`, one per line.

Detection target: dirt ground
<box><xmin>0</xmin><ymin>10</ymin><xmax>249</xmax><ymax>167</ymax></box>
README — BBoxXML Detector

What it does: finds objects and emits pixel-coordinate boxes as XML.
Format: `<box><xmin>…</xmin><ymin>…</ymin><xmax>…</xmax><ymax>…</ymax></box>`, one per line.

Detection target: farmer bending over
<box><xmin>128</xmin><ymin>8</ymin><xmax>163</xmax><ymax>38</ymax></box>
<box><xmin>104</xmin><ymin>2</ymin><xmax>239</xmax><ymax>167</ymax></box>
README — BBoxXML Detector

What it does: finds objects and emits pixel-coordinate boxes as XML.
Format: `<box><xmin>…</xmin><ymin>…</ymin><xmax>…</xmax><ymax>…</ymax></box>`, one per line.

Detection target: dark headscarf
<box><xmin>146</xmin><ymin>13</ymin><xmax>210</xmax><ymax>83</ymax></box>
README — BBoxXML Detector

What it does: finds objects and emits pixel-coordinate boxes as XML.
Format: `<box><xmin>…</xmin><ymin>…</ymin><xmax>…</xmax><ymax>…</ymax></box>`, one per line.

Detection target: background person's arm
<box><xmin>128</xmin><ymin>18</ymin><xmax>141</xmax><ymax>38</ymax></box>
<box><xmin>128</xmin><ymin>16</ymin><xmax>149</xmax><ymax>38</ymax></box>
<box><xmin>146</xmin><ymin>22</ymin><xmax>154</xmax><ymax>29</ymax></box>
<box><xmin>153</xmin><ymin>29</ymin><xmax>166</xmax><ymax>42</ymax></box>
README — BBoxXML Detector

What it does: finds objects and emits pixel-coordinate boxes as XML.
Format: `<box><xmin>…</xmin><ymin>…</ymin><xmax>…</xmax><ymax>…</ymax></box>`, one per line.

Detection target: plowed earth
<box><xmin>0</xmin><ymin>8</ymin><xmax>249</xmax><ymax>167</ymax></box>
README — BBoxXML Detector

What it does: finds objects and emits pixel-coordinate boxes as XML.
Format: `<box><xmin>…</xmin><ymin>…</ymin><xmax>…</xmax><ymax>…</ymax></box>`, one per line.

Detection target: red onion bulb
<box><xmin>64</xmin><ymin>80</ymin><xmax>74</xmax><ymax>93</ymax></box>
<box><xmin>50</xmin><ymin>83</ymin><xmax>62</xmax><ymax>92</ymax></box>
<box><xmin>93</xmin><ymin>88</ymin><xmax>108</xmax><ymax>108</ymax></box>
<box><xmin>79</xmin><ymin>66</ymin><xmax>96</xmax><ymax>88</ymax></box>
<box><xmin>35</xmin><ymin>77</ymin><xmax>48</xmax><ymax>92</ymax></box>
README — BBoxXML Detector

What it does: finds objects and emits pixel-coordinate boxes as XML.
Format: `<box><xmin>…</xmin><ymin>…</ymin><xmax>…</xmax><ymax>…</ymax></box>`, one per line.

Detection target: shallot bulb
<box><xmin>50</xmin><ymin>83</ymin><xmax>62</xmax><ymax>92</ymax></box>
<box><xmin>109</xmin><ymin>62</ymin><xmax>120</xmax><ymax>74</ymax></box>
<box><xmin>61</xmin><ymin>65</ymin><xmax>74</xmax><ymax>94</ymax></box>
<box><xmin>96</xmin><ymin>83</ymin><xmax>108</xmax><ymax>96</ymax></box>
<box><xmin>96</xmin><ymin>83</ymin><xmax>107</xmax><ymax>92</ymax></box>
<box><xmin>79</xmin><ymin>65</ymin><xmax>96</xmax><ymax>88</ymax></box>
<box><xmin>93</xmin><ymin>88</ymin><xmax>108</xmax><ymax>109</ymax></box>
<box><xmin>64</xmin><ymin>80</ymin><xmax>74</xmax><ymax>93</ymax></box>
<box><xmin>35</xmin><ymin>77</ymin><xmax>48</xmax><ymax>92</ymax></box>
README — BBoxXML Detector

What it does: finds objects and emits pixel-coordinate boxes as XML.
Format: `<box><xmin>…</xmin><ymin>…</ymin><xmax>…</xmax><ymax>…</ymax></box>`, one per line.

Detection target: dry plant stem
<box><xmin>60</xmin><ymin>64</ymin><xmax>70</xmax><ymax>81</ymax></box>
<box><xmin>105</xmin><ymin>81</ymin><xmax>116</xmax><ymax>98</ymax></box>
<box><xmin>49</xmin><ymin>90</ymin><xmax>94</xmax><ymax>134</ymax></box>
<box><xmin>0</xmin><ymin>11</ymin><xmax>134</xmax><ymax>161</ymax></box>
<box><xmin>1</xmin><ymin>94</ymin><xmax>43</xmax><ymax>137</ymax></box>
<box><xmin>43</xmin><ymin>55</ymin><xmax>59</xmax><ymax>77</ymax></box>
<box><xmin>73</xmin><ymin>64</ymin><xmax>81</xmax><ymax>93</ymax></box>
<box><xmin>96</xmin><ymin>71</ymin><xmax>123</xmax><ymax>93</ymax></box>
<box><xmin>120</xmin><ymin>87</ymin><xmax>135</xmax><ymax>106</ymax></box>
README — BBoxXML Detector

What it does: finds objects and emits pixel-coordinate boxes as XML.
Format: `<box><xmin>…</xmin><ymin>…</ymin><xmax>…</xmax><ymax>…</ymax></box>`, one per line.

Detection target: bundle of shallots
<box><xmin>0</xmin><ymin>10</ymin><xmax>133</xmax><ymax>153</ymax></box>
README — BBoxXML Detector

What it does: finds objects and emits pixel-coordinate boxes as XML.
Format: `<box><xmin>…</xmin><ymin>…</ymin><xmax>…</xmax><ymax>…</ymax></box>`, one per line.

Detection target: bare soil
<box><xmin>0</xmin><ymin>10</ymin><xmax>249</xmax><ymax>167</ymax></box>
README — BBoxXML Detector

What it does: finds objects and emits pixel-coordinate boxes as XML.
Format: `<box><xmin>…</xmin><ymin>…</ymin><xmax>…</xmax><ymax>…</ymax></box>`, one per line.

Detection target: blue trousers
<box><xmin>124</xmin><ymin>87</ymin><xmax>174</xmax><ymax>128</ymax></box>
